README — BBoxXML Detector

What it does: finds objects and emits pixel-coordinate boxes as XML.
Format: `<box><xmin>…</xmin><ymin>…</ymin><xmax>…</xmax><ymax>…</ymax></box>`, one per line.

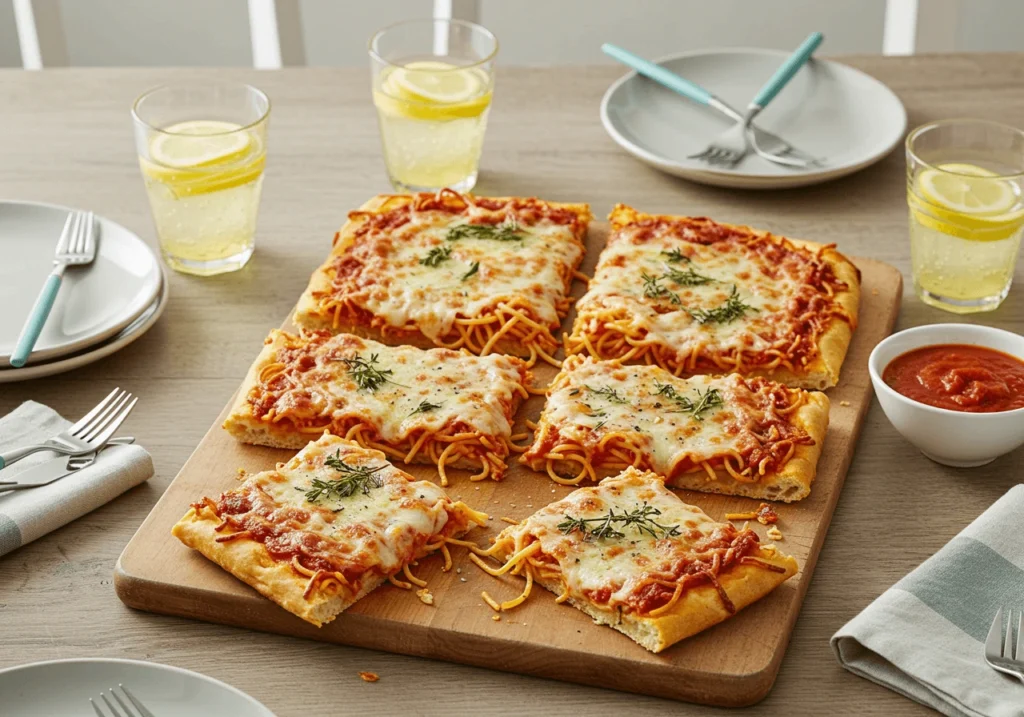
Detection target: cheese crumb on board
<box><xmin>416</xmin><ymin>588</ymin><xmax>434</xmax><ymax>605</ymax></box>
<box><xmin>767</xmin><ymin>526</ymin><xmax>784</xmax><ymax>541</ymax></box>
<box><xmin>359</xmin><ymin>672</ymin><xmax>379</xmax><ymax>682</ymax></box>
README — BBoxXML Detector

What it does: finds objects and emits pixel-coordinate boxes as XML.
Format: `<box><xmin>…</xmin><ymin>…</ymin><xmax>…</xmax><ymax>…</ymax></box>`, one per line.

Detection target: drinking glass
<box><xmin>369</xmin><ymin>19</ymin><xmax>498</xmax><ymax>193</ymax></box>
<box><xmin>132</xmin><ymin>83</ymin><xmax>270</xmax><ymax>276</ymax></box>
<box><xmin>906</xmin><ymin>119</ymin><xmax>1024</xmax><ymax>313</ymax></box>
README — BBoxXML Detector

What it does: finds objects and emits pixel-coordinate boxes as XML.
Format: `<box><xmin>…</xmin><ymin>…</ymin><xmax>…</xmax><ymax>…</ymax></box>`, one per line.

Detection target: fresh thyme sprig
<box><xmin>461</xmin><ymin>261</ymin><xmax>480</xmax><ymax>281</ymax></box>
<box><xmin>558</xmin><ymin>503</ymin><xmax>681</xmax><ymax>541</ymax></box>
<box><xmin>409</xmin><ymin>400</ymin><xmax>443</xmax><ymax>416</ymax></box>
<box><xmin>302</xmin><ymin>452</ymin><xmax>387</xmax><ymax>503</ymax></box>
<box><xmin>419</xmin><ymin>245</ymin><xmax>452</xmax><ymax>267</ymax></box>
<box><xmin>686</xmin><ymin>285</ymin><xmax>757</xmax><ymax>324</ymax></box>
<box><xmin>446</xmin><ymin>221</ymin><xmax>523</xmax><ymax>242</ymax></box>
<box><xmin>662</xmin><ymin>264</ymin><xmax>715</xmax><ymax>287</ymax></box>
<box><xmin>652</xmin><ymin>382</ymin><xmax>723</xmax><ymax>421</ymax></box>
<box><xmin>585</xmin><ymin>384</ymin><xmax>627</xmax><ymax>404</ymax></box>
<box><xmin>641</xmin><ymin>272</ymin><xmax>681</xmax><ymax>304</ymax></box>
<box><xmin>340</xmin><ymin>353</ymin><xmax>404</xmax><ymax>392</ymax></box>
<box><xmin>661</xmin><ymin>248</ymin><xmax>690</xmax><ymax>264</ymax></box>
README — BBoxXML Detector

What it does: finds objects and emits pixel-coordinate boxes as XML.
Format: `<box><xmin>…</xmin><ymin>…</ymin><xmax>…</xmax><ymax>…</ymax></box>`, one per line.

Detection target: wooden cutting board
<box><xmin>115</xmin><ymin>223</ymin><xmax>902</xmax><ymax>707</ymax></box>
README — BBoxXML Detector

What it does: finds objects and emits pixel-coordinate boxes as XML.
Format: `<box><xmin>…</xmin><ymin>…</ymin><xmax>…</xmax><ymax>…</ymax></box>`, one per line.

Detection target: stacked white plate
<box><xmin>0</xmin><ymin>201</ymin><xmax>167</xmax><ymax>382</ymax></box>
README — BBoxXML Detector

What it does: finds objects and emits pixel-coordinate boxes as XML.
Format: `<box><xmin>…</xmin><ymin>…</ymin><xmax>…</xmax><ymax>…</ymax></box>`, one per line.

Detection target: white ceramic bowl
<box><xmin>868</xmin><ymin>323</ymin><xmax>1024</xmax><ymax>467</ymax></box>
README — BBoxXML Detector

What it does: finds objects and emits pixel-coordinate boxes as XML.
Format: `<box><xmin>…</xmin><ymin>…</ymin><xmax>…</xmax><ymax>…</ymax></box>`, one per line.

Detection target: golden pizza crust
<box><xmin>292</xmin><ymin>193</ymin><xmax>592</xmax><ymax>357</ymax></box>
<box><xmin>583</xmin><ymin>206</ymin><xmax>860</xmax><ymax>390</ymax></box>
<box><xmin>172</xmin><ymin>504</ymin><xmax>375</xmax><ymax>627</ymax></box>
<box><xmin>529</xmin><ymin>546</ymin><xmax>797</xmax><ymax>653</ymax></box>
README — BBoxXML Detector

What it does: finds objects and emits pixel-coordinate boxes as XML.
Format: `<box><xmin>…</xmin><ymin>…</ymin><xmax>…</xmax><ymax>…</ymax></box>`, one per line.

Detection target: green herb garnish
<box><xmin>302</xmin><ymin>451</ymin><xmax>387</xmax><ymax>503</ymax></box>
<box><xmin>446</xmin><ymin>221</ymin><xmax>523</xmax><ymax>242</ymax></box>
<box><xmin>641</xmin><ymin>271</ymin><xmax>680</xmax><ymax>304</ymax></box>
<box><xmin>409</xmin><ymin>400</ymin><xmax>443</xmax><ymax>416</ymax></box>
<box><xmin>662</xmin><ymin>264</ymin><xmax>715</xmax><ymax>287</ymax></box>
<box><xmin>557</xmin><ymin>503</ymin><xmax>681</xmax><ymax>541</ymax></box>
<box><xmin>420</xmin><ymin>245</ymin><xmax>452</xmax><ymax>267</ymax></box>
<box><xmin>661</xmin><ymin>248</ymin><xmax>689</xmax><ymax>264</ymax></box>
<box><xmin>652</xmin><ymin>382</ymin><xmax>723</xmax><ymax>421</ymax></box>
<box><xmin>585</xmin><ymin>384</ymin><xmax>627</xmax><ymax>404</ymax></box>
<box><xmin>340</xmin><ymin>353</ymin><xmax>403</xmax><ymax>392</ymax></box>
<box><xmin>461</xmin><ymin>261</ymin><xmax>480</xmax><ymax>281</ymax></box>
<box><xmin>686</xmin><ymin>285</ymin><xmax>757</xmax><ymax>324</ymax></box>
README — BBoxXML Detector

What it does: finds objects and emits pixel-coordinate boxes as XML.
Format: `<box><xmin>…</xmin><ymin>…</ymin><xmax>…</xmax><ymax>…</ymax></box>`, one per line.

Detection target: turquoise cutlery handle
<box><xmin>602</xmin><ymin>43</ymin><xmax>713</xmax><ymax>106</ymax></box>
<box><xmin>752</xmin><ymin>31</ymin><xmax>823</xmax><ymax>109</ymax></box>
<box><xmin>10</xmin><ymin>272</ymin><xmax>62</xmax><ymax>368</ymax></box>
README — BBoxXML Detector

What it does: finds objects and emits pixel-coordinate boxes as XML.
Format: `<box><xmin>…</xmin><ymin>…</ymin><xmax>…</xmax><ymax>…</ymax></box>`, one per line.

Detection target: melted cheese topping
<box><xmin>574</xmin><ymin>214</ymin><xmax>848</xmax><ymax>361</ymax></box>
<box><xmin>500</xmin><ymin>468</ymin><xmax>755</xmax><ymax>612</ymax></box>
<box><xmin>251</xmin><ymin>331</ymin><xmax>528</xmax><ymax>443</ymax></box>
<box><xmin>214</xmin><ymin>436</ymin><xmax>470</xmax><ymax>578</ymax></box>
<box><xmin>326</xmin><ymin>199</ymin><xmax>586</xmax><ymax>340</ymax></box>
<box><xmin>525</xmin><ymin>356</ymin><xmax>808</xmax><ymax>476</ymax></box>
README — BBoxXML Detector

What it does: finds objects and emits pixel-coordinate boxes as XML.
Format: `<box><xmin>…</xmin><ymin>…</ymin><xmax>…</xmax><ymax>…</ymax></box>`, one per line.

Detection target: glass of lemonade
<box><xmin>906</xmin><ymin>119</ymin><xmax>1024</xmax><ymax>313</ymax></box>
<box><xmin>132</xmin><ymin>83</ymin><xmax>270</xmax><ymax>276</ymax></box>
<box><xmin>369</xmin><ymin>19</ymin><xmax>497</xmax><ymax>193</ymax></box>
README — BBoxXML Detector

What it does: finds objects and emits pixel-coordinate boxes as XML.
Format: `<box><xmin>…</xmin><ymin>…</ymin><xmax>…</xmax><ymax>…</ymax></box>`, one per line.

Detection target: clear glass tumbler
<box><xmin>369</xmin><ymin>19</ymin><xmax>498</xmax><ymax>193</ymax></box>
<box><xmin>132</xmin><ymin>83</ymin><xmax>270</xmax><ymax>276</ymax></box>
<box><xmin>906</xmin><ymin>119</ymin><xmax>1024</xmax><ymax>313</ymax></box>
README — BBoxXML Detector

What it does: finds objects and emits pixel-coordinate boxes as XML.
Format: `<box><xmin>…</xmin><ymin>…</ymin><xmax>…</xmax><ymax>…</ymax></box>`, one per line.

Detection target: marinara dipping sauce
<box><xmin>882</xmin><ymin>344</ymin><xmax>1024</xmax><ymax>413</ymax></box>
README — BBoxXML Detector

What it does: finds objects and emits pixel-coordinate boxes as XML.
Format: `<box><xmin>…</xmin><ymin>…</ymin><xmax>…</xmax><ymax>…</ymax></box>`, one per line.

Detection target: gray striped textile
<box><xmin>832</xmin><ymin>485</ymin><xmax>1024</xmax><ymax>717</ymax></box>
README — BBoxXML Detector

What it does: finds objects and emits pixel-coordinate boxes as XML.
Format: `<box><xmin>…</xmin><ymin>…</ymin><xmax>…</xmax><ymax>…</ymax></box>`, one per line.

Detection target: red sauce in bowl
<box><xmin>882</xmin><ymin>344</ymin><xmax>1024</xmax><ymax>413</ymax></box>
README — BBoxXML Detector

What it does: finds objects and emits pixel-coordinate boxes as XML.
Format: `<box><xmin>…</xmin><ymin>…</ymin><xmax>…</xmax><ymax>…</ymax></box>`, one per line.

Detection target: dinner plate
<box><xmin>600</xmin><ymin>48</ymin><xmax>908</xmax><ymax>189</ymax></box>
<box><xmin>0</xmin><ymin>265</ymin><xmax>168</xmax><ymax>383</ymax></box>
<box><xmin>0</xmin><ymin>658</ymin><xmax>274</xmax><ymax>716</ymax></box>
<box><xmin>0</xmin><ymin>200</ymin><xmax>162</xmax><ymax>365</ymax></box>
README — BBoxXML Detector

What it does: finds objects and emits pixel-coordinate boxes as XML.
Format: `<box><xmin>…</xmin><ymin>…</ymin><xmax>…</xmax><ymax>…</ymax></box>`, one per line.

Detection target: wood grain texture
<box><xmin>1</xmin><ymin>56</ymin><xmax>1023</xmax><ymax>716</ymax></box>
<box><xmin>112</xmin><ymin>219</ymin><xmax>900</xmax><ymax>705</ymax></box>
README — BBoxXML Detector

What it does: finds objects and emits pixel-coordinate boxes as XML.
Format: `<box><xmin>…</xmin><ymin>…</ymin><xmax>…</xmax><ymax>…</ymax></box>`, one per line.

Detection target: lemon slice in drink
<box><xmin>376</xmin><ymin>61</ymin><xmax>491</xmax><ymax>121</ymax></box>
<box><xmin>150</xmin><ymin>120</ymin><xmax>251</xmax><ymax>168</ymax></box>
<box><xmin>912</xmin><ymin>162</ymin><xmax>1024</xmax><ymax>241</ymax></box>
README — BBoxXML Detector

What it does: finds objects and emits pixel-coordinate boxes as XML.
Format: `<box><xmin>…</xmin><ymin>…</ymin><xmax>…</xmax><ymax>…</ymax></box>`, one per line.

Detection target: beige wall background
<box><xmin>1</xmin><ymin>0</ymin><xmax>1023</xmax><ymax>68</ymax></box>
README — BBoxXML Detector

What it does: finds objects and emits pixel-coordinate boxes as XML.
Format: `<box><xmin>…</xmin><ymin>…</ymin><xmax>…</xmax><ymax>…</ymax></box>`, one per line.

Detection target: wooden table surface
<box><xmin>1</xmin><ymin>55</ymin><xmax>1022</xmax><ymax>717</ymax></box>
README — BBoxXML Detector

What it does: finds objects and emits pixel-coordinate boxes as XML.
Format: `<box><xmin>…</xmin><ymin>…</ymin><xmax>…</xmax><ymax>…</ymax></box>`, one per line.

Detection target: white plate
<box><xmin>0</xmin><ymin>266</ymin><xmax>168</xmax><ymax>383</ymax></box>
<box><xmin>0</xmin><ymin>658</ymin><xmax>275</xmax><ymax>716</ymax></box>
<box><xmin>0</xmin><ymin>201</ymin><xmax>162</xmax><ymax>365</ymax></box>
<box><xmin>601</xmin><ymin>48</ymin><xmax>908</xmax><ymax>189</ymax></box>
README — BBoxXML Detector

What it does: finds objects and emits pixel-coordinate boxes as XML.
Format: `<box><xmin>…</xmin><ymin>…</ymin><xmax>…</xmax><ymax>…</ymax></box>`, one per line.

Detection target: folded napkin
<box><xmin>832</xmin><ymin>485</ymin><xmax>1024</xmax><ymax>717</ymax></box>
<box><xmin>0</xmin><ymin>400</ymin><xmax>153</xmax><ymax>558</ymax></box>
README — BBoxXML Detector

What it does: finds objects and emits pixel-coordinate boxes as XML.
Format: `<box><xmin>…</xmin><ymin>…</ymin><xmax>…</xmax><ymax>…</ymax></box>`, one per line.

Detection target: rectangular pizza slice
<box><xmin>172</xmin><ymin>434</ymin><xmax>488</xmax><ymax>627</ymax></box>
<box><xmin>293</xmin><ymin>190</ymin><xmax>591</xmax><ymax>366</ymax></box>
<box><xmin>566</xmin><ymin>204</ymin><xmax>860</xmax><ymax>389</ymax></box>
<box><xmin>470</xmin><ymin>467</ymin><xmax>797</xmax><ymax>652</ymax></box>
<box><xmin>521</xmin><ymin>355</ymin><xmax>829</xmax><ymax>502</ymax></box>
<box><xmin>224</xmin><ymin>329</ymin><xmax>532</xmax><ymax>485</ymax></box>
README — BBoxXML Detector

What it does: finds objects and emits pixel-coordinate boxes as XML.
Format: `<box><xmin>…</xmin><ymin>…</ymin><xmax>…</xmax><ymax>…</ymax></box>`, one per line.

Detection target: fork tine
<box><xmin>70</xmin><ymin>212</ymin><xmax>84</xmax><ymax>254</ymax></box>
<box><xmin>1016</xmin><ymin>611</ymin><xmax>1024</xmax><ymax>661</ymax></box>
<box><xmin>120</xmin><ymin>685</ymin><xmax>155</xmax><ymax>717</ymax></box>
<box><xmin>1004</xmin><ymin>608</ymin><xmax>1015</xmax><ymax>658</ymax></box>
<box><xmin>80</xmin><ymin>391</ymin><xmax>132</xmax><ymax>443</ymax></box>
<box><xmin>69</xmin><ymin>388</ymin><xmax>122</xmax><ymax>433</ymax></box>
<box><xmin>986</xmin><ymin>607</ymin><xmax>1004</xmax><ymax>657</ymax></box>
<box><xmin>109</xmin><ymin>686</ymin><xmax>138</xmax><ymax>717</ymax></box>
<box><xmin>55</xmin><ymin>212</ymin><xmax>75</xmax><ymax>255</ymax></box>
<box><xmin>90</xmin><ymin>698</ymin><xmax>107</xmax><ymax>717</ymax></box>
<box><xmin>86</xmin><ymin>396</ymin><xmax>138</xmax><ymax>446</ymax></box>
<box><xmin>70</xmin><ymin>389</ymin><xmax>128</xmax><ymax>437</ymax></box>
<box><xmin>84</xmin><ymin>211</ymin><xmax>96</xmax><ymax>254</ymax></box>
<box><xmin>100</xmin><ymin>692</ymin><xmax>126</xmax><ymax>717</ymax></box>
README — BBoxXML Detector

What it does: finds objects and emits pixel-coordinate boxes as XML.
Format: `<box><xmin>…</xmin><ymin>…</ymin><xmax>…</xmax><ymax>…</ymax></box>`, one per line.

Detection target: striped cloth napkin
<box><xmin>832</xmin><ymin>485</ymin><xmax>1024</xmax><ymax>717</ymax></box>
<box><xmin>0</xmin><ymin>400</ymin><xmax>153</xmax><ymax>557</ymax></box>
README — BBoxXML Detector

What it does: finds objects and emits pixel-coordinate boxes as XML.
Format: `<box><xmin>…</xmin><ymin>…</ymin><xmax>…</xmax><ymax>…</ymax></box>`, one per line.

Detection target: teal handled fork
<box><xmin>689</xmin><ymin>32</ymin><xmax>824</xmax><ymax>167</ymax></box>
<box><xmin>9</xmin><ymin>210</ymin><xmax>97</xmax><ymax>368</ymax></box>
<box><xmin>601</xmin><ymin>41</ymin><xmax>819</xmax><ymax>167</ymax></box>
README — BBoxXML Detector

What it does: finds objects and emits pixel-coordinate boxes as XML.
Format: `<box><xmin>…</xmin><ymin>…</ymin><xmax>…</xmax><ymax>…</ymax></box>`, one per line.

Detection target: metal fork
<box><xmin>10</xmin><ymin>210</ymin><xmax>97</xmax><ymax>367</ymax></box>
<box><xmin>690</xmin><ymin>32</ymin><xmax>823</xmax><ymax>168</ymax></box>
<box><xmin>984</xmin><ymin>606</ymin><xmax>1024</xmax><ymax>683</ymax></box>
<box><xmin>0</xmin><ymin>387</ymin><xmax>138</xmax><ymax>469</ymax></box>
<box><xmin>601</xmin><ymin>43</ymin><xmax>818</xmax><ymax>165</ymax></box>
<box><xmin>90</xmin><ymin>684</ymin><xmax>155</xmax><ymax>717</ymax></box>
